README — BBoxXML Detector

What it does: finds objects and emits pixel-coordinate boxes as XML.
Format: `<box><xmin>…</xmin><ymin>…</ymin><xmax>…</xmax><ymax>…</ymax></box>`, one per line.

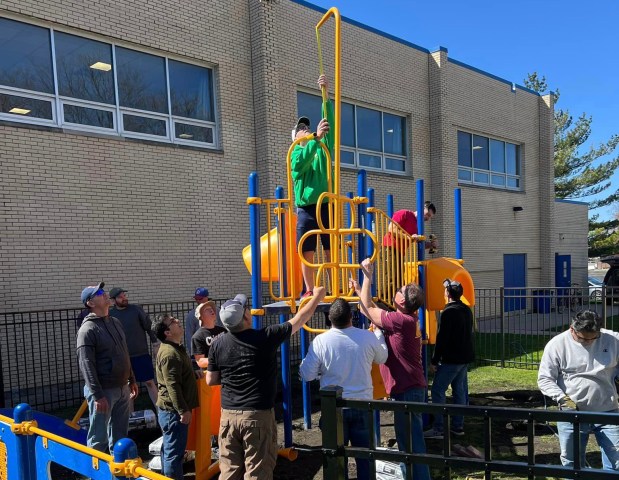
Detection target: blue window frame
<box><xmin>297</xmin><ymin>92</ymin><xmax>408</xmax><ymax>174</ymax></box>
<box><xmin>458</xmin><ymin>131</ymin><xmax>521</xmax><ymax>190</ymax></box>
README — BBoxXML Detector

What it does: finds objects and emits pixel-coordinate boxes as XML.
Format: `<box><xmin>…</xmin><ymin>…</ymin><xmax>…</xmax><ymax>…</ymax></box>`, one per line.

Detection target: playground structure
<box><xmin>0</xmin><ymin>7</ymin><xmax>475</xmax><ymax>480</ymax></box>
<box><xmin>242</xmin><ymin>6</ymin><xmax>475</xmax><ymax>447</ymax></box>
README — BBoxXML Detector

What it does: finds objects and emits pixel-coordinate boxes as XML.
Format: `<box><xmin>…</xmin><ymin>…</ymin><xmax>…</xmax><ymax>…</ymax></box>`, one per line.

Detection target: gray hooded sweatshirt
<box><xmin>76</xmin><ymin>313</ymin><xmax>135</xmax><ymax>400</ymax></box>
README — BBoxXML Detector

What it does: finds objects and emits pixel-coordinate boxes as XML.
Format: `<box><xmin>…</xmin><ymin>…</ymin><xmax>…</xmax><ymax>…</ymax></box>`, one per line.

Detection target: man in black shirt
<box><xmin>191</xmin><ymin>300</ymin><xmax>226</xmax><ymax>370</ymax></box>
<box><xmin>424</xmin><ymin>279</ymin><xmax>475</xmax><ymax>439</ymax></box>
<box><xmin>206</xmin><ymin>286</ymin><xmax>325</xmax><ymax>480</ymax></box>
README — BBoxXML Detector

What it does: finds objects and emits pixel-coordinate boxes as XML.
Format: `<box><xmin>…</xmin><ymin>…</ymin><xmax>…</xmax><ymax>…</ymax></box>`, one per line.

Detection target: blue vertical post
<box><xmin>455</xmin><ymin>188</ymin><xmax>463</xmax><ymax>260</ymax></box>
<box><xmin>415</xmin><ymin>180</ymin><xmax>428</xmax><ymax>381</ymax></box>
<box><xmin>301</xmin><ymin>326</ymin><xmax>311</xmax><ymax>429</ymax></box>
<box><xmin>386</xmin><ymin>193</ymin><xmax>394</xmax><ymax>218</ymax></box>
<box><xmin>113</xmin><ymin>438</ymin><xmax>139</xmax><ymax>480</ymax></box>
<box><xmin>365</xmin><ymin>187</ymin><xmax>381</xmax><ymax>444</ymax></box>
<box><xmin>14</xmin><ymin>403</ymin><xmax>35</xmax><ymax>480</ymax></box>
<box><xmin>357</xmin><ymin>171</ymin><xmax>367</xmax><ymax>328</ymax></box>
<box><xmin>249</xmin><ymin>172</ymin><xmax>262</xmax><ymax>329</ymax></box>
<box><xmin>276</xmin><ymin>187</ymin><xmax>293</xmax><ymax>447</ymax></box>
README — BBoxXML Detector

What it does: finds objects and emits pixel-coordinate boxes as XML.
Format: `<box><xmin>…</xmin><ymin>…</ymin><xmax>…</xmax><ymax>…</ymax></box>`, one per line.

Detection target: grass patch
<box><xmin>468</xmin><ymin>365</ymin><xmax>538</xmax><ymax>393</ymax></box>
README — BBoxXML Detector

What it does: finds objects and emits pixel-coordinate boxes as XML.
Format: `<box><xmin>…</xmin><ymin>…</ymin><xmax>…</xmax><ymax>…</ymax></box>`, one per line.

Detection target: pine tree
<box><xmin>525</xmin><ymin>73</ymin><xmax>619</xmax><ymax>255</ymax></box>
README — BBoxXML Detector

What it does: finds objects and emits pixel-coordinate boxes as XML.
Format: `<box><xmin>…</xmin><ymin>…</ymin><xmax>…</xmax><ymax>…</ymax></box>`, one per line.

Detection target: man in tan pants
<box><xmin>206</xmin><ymin>287</ymin><xmax>325</xmax><ymax>479</ymax></box>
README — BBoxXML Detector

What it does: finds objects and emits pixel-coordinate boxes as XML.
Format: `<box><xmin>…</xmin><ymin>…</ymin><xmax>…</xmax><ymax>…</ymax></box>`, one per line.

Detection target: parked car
<box><xmin>588</xmin><ymin>277</ymin><xmax>603</xmax><ymax>302</ymax></box>
<box><xmin>602</xmin><ymin>254</ymin><xmax>619</xmax><ymax>304</ymax></box>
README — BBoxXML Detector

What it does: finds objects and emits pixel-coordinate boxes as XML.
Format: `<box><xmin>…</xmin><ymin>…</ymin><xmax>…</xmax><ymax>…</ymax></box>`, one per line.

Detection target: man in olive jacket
<box><xmin>153</xmin><ymin>313</ymin><xmax>199</xmax><ymax>480</ymax></box>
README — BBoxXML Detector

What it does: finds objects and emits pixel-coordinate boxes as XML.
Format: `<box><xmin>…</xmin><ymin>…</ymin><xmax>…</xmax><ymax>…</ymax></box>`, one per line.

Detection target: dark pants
<box><xmin>343</xmin><ymin>408</ymin><xmax>370</xmax><ymax>480</ymax></box>
<box><xmin>391</xmin><ymin>387</ymin><xmax>430</xmax><ymax>480</ymax></box>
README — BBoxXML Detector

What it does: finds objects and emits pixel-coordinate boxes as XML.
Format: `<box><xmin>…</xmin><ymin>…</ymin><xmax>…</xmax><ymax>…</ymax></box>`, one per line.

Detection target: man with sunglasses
<box><xmin>538</xmin><ymin>310</ymin><xmax>619</xmax><ymax>471</ymax></box>
<box><xmin>424</xmin><ymin>278</ymin><xmax>475</xmax><ymax>440</ymax></box>
<box><xmin>76</xmin><ymin>282</ymin><xmax>138</xmax><ymax>453</ymax></box>
<box><xmin>291</xmin><ymin>74</ymin><xmax>333</xmax><ymax>299</ymax></box>
<box><xmin>352</xmin><ymin>258</ymin><xmax>430</xmax><ymax>480</ymax></box>
<box><xmin>152</xmin><ymin>313</ymin><xmax>199</xmax><ymax>480</ymax></box>
<box><xmin>206</xmin><ymin>286</ymin><xmax>326</xmax><ymax>480</ymax></box>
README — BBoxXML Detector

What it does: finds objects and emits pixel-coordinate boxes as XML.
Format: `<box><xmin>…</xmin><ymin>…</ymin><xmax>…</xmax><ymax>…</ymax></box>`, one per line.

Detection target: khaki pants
<box><xmin>219</xmin><ymin>408</ymin><xmax>278</xmax><ymax>480</ymax></box>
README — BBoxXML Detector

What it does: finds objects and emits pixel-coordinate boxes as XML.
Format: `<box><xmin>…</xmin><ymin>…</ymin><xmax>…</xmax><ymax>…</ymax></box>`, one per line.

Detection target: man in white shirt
<box><xmin>538</xmin><ymin>310</ymin><xmax>619</xmax><ymax>470</ymax></box>
<box><xmin>300</xmin><ymin>298</ymin><xmax>388</xmax><ymax>480</ymax></box>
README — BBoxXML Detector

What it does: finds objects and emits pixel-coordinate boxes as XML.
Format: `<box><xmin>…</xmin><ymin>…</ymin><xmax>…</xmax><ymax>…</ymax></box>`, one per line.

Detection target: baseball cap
<box><xmin>81</xmin><ymin>282</ymin><xmax>105</xmax><ymax>306</ymax></box>
<box><xmin>295</xmin><ymin>116</ymin><xmax>310</xmax><ymax>131</ymax></box>
<box><xmin>443</xmin><ymin>278</ymin><xmax>463</xmax><ymax>297</ymax></box>
<box><xmin>194</xmin><ymin>287</ymin><xmax>209</xmax><ymax>299</ymax></box>
<box><xmin>109</xmin><ymin>287</ymin><xmax>127</xmax><ymax>299</ymax></box>
<box><xmin>220</xmin><ymin>294</ymin><xmax>248</xmax><ymax>332</ymax></box>
<box><xmin>195</xmin><ymin>300</ymin><xmax>217</xmax><ymax>320</ymax></box>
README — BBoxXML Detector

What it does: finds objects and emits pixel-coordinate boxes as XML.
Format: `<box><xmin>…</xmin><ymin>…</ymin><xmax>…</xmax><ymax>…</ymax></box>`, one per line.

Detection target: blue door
<box><xmin>504</xmin><ymin>254</ymin><xmax>526</xmax><ymax>311</ymax></box>
<box><xmin>555</xmin><ymin>254</ymin><xmax>572</xmax><ymax>295</ymax></box>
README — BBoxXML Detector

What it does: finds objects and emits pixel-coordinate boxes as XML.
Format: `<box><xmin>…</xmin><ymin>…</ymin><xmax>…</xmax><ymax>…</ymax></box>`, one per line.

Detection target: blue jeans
<box><xmin>430</xmin><ymin>363</ymin><xmax>469</xmax><ymax>432</ymax></box>
<box><xmin>158</xmin><ymin>409</ymin><xmax>190</xmax><ymax>480</ymax></box>
<box><xmin>84</xmin><ymin>385</ymin><xmax>131</xmax><ymax>453</ymax></box>
<box><xmin>392</xmin><ymin>388</ymin><xmax>430</xmax><ymax>480</ymax></box>
<box><xmin>557</xmin><ymin>410</ymin><xmax>619</xmax><ymax>470</ymax></box>
<box><xmin>342</xmin><ymin>408</ymin><xmax>370</xmax><ymax>480</ymax></box>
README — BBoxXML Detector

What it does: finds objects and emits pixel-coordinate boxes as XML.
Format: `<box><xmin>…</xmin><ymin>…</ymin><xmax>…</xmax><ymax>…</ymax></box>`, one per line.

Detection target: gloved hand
<box><xmin>558</xmin><ymin>395</ymin><xmax>577</xmax><ymax>411</ymax></box>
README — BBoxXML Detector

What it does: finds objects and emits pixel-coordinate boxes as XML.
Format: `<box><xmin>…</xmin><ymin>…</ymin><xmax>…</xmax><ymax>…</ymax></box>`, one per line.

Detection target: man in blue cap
<box><xmin>76</xmin><ymin>282</ymin><xmax>138</xmax><ymax>453</ymax></box>
<box><xmin>184</xmin><ymin>287</ymin><xmax>214</xmax><ymax>357</ymax></box>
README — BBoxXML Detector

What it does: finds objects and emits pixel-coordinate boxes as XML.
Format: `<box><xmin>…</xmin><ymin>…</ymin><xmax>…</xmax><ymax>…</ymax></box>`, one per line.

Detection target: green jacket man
<box><xmin>291</xmin><ymin>74</ymin><xmax>334</xmax><ymax>298</ymax></box>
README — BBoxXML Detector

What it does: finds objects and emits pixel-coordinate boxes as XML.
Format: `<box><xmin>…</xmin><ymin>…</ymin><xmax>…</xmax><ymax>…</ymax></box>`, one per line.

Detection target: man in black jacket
<box><xmin>424</xmin><ymin>279</ymin><xmax>475</xmax><ymax>439</ymax></box>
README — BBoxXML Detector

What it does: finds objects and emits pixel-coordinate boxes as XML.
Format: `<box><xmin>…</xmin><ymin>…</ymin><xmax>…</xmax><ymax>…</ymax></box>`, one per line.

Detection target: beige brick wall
<box><xmin>444</xmin><ymin>61</ymin><xmax>553</xmax><ymax>288</ymax></box>
<box><xmin>0</xmin><ymin>0</ymin><xmax>561</xmax><ymax>310</ymax></box>
<box><xmin>0</xmin><ymin>0</ymin><xmax>257</xmax><ymax>309</ymax></box>
<box><xmin>554</xmin><ymin>200</ymin><xmax>589</xmax><ymax>287</ymax></box>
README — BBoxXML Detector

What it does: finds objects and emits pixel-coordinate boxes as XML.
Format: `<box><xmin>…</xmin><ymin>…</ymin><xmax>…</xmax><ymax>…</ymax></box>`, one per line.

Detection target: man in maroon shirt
<box><xmin>352</xmin><ymin>258</ymin><xmax>430</xmax><ymax>480</ymax></box>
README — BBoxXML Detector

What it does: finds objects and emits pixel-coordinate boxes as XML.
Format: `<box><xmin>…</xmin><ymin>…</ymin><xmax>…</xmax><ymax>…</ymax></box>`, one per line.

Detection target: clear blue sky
<box><xmin>308</xmin><ymin>0</ymin><xmax>618</xmax><ymax>221</ymax></box>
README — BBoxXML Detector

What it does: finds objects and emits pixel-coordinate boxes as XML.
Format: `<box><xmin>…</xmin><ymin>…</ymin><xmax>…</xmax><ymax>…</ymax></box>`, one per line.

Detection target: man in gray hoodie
<box><xmin>76</xmin><ymin>282</ymin><xmax>138</xmax><ymax>453</ymax></box>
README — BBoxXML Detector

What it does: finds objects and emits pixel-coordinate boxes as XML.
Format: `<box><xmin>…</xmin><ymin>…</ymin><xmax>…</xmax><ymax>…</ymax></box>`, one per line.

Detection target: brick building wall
<box><xmin>554</xmin><ymin>200</ymin><xmax>589</xmax><ymax>287</ymax></box>
<box><xmin>0</xmin><ymin>0</ymin><xmax>562</xmax><ymax>311</ymax></box>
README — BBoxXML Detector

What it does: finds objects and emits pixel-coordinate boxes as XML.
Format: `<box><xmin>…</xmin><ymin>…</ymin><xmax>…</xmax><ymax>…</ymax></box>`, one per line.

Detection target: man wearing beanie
<box><xmin>207</xmin><ymin>286</ymin><xmax>326</xmax><ymax>480</ymax></box>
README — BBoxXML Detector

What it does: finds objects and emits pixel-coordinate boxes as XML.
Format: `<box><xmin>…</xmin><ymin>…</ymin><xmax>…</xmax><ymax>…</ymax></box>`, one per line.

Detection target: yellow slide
<box><xmin>242</xmin><ymin>211</ymin><xmax>303</xmax><ymax>298</ymax></box>
<box><xmin>424</xmin><ymin>257</ymin><xmax>475</xmax><ymax>344</ymax></box>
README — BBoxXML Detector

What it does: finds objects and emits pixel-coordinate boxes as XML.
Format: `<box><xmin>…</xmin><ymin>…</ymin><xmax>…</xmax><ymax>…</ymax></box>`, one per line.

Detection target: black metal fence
<box><xmin>0</xmin><ymin>287</ymin><xmax>617</xmax><ymax>411</ymax></box>
<box><xmin>320</xmin><ymin>386</ymin><xmax>619</xmax><ymax>480</ymax></box>
<box><xmin>471</xmin><ymin>286</ymin><xmax>618</xmax><ymax>370</ymax></box>
<box><xmin>0</xmin><ymin>296</ymin><xmax>329</xmax><ymax>411</ymax></box>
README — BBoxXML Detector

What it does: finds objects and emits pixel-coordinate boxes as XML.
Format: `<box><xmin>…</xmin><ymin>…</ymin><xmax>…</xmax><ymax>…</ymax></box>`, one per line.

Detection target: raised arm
<box><xmin>288</xmin><ymin>286</ymin><xmax>327</xmax><ymax>334</ymax></box>
<box><xmin>353</xmin><ymin>258</ymin><xmax>384</xmax><ymax>327</ymax></box>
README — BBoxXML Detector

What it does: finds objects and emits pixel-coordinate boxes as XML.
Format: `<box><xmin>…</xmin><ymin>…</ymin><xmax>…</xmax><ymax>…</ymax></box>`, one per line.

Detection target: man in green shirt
<box><xmin>291</xmin><ymin>74</ymin><xmax>334</xmax><ymax>298</ymax></box>
<box><xmin>153</xmin><ymin>313</ymin><xmax>199</xmax><ymax>480</ymax></box>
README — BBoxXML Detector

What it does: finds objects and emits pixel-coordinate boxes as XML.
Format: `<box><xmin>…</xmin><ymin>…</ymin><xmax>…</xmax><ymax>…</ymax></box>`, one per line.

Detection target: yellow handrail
<box><xmin>367</xmin><ymin>207</ymin><xmax>422</xmax><ymax>309</ymax></box>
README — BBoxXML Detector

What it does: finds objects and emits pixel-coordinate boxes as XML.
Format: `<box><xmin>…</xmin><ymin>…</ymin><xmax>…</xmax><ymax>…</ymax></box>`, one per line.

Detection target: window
<box><xmin>297</xmin><ymin>92</ymin><xmax>407</xmax><ymax>174</ymax></box>
<box><xmin>458</xmin><ymin>131</ymin><xmax>521</xmax><ymax>190</ymax></box>
<box><xmin>0</xmin><ymin>17</ymin><xmax>217</xmax><ymax>147</ymax></box>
